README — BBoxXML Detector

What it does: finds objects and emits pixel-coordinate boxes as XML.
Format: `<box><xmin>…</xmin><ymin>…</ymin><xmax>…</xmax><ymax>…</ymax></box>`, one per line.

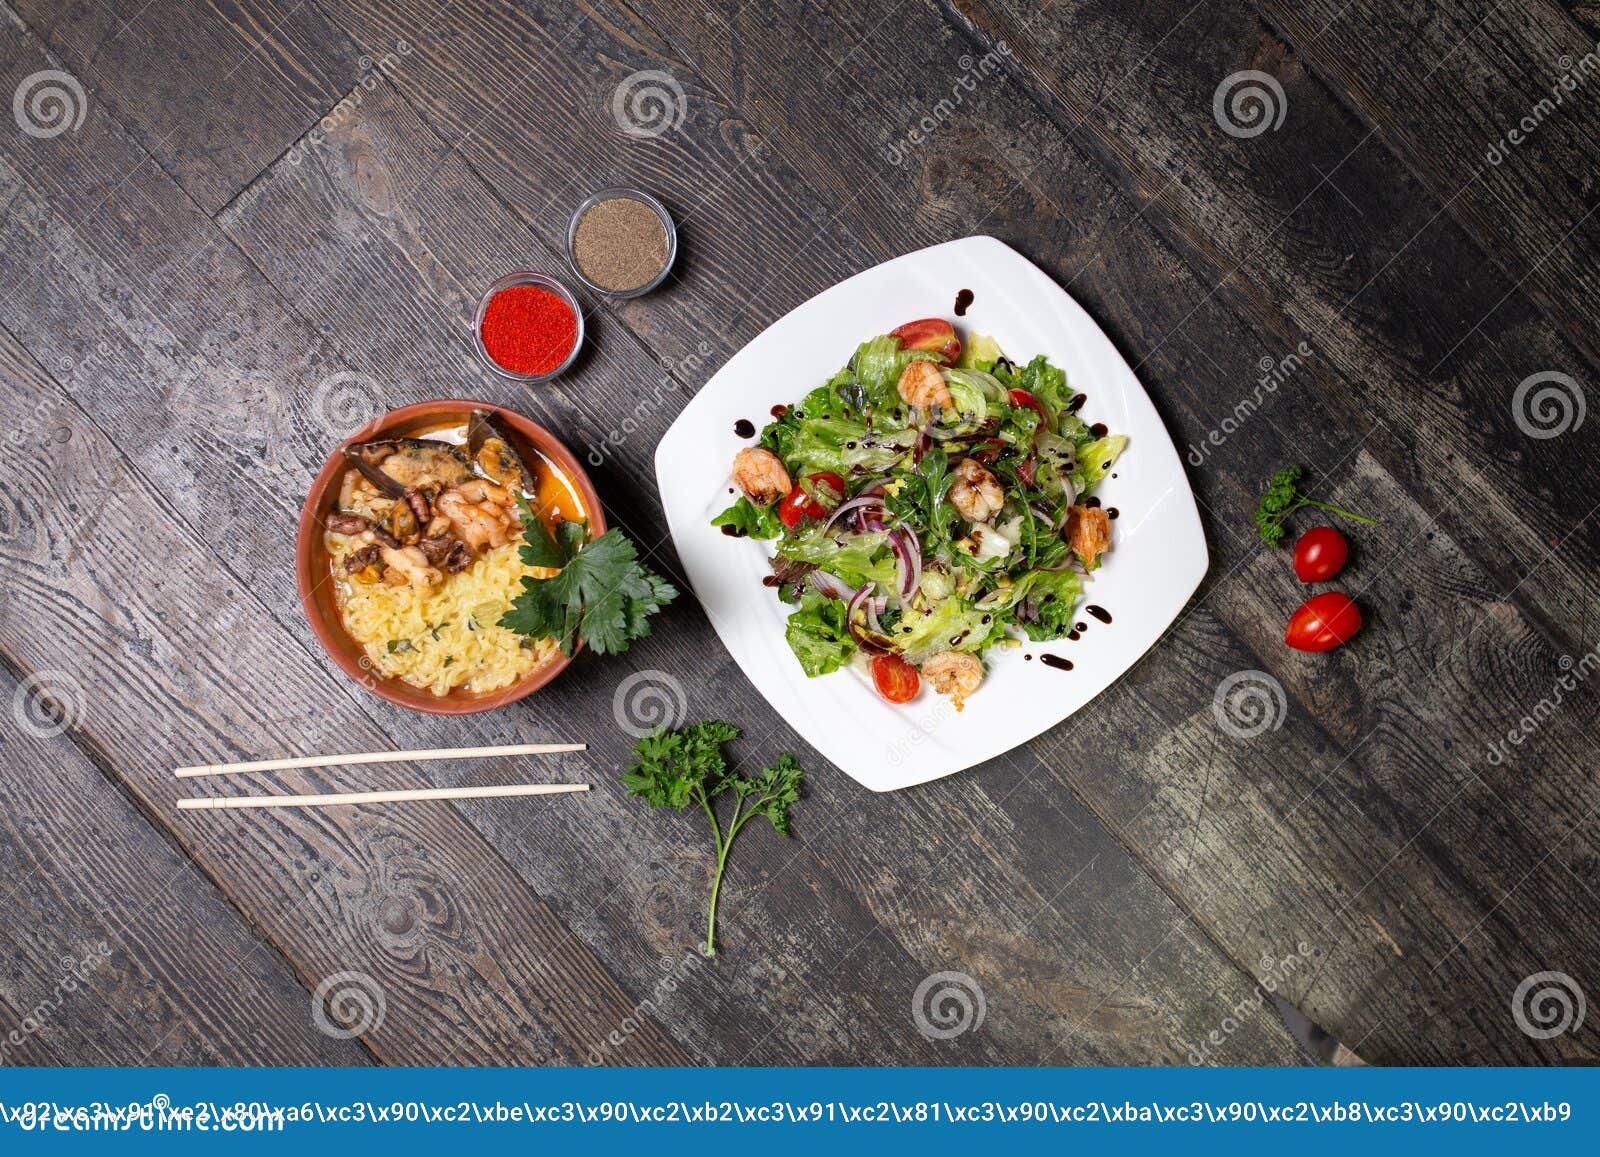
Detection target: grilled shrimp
<box><xmin>732</xmin><ymin>447</ymin><xmax>792</xmax><ymax>507</ymax></box>
<box><xmin>950</xmin><ymin>456</ymin><xmax>1004</xmax><ymax>523</ymax></box>
<box><xmin>922</xmin><ymin>650</ymin><xmax>983</xmax><ymax>711</ymax></box>
<box><xmin>897</xmin><ymin>359</ymin><xmax>952</xmax><ymax>412</ymax></box>
<box><xmin>435</xmin><ymin>482</ymin><xmax>514</xmax><ymax>552</ymax></box>
<box><xmin>1065</xmin><ymin>504</ymin><xmax>1112</xmax><ymax>567</ymax></box>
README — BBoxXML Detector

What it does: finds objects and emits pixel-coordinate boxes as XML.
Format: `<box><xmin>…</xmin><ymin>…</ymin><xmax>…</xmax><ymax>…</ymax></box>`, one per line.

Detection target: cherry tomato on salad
<box><xmin>777</xmin><ymin>472</ymin><xmax>846</xmax><ymax>529</ymax></box>
<box><xmin>1285</xmin><ymin>592</ymin><xmax>1362</xmax><ymax>652</ymax></box>
<box><xmin>871</xmin><ymin>654</ymin><xmax>920</xmax><ymax>703</ymax></box>
<box><xmin>1007</xmin><ymin>388</ymin><xmax>1050</xmax><ymax>423</ymax></box>
<box><xmin>1293</xmin><ymin>526</ymin><xmax>1349</xmax><ymax>583</ymax></box>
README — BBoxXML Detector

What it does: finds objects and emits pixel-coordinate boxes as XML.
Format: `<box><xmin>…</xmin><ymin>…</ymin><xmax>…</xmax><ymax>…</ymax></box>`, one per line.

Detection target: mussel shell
<box><xmin>343</xmin><ymin>439</ymin><xmax>473</xmax><ymax>498</ymax></box>
<box><xmin>467</xmin><ymin>409</ymin><xmax>535</xmax><ymax>493</ymax></box>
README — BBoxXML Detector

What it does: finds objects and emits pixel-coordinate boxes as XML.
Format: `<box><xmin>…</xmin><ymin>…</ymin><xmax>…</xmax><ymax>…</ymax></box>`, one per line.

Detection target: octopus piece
<box><xmin>326</xmin><ymin>511</ymin><xmax>399</xmax><ymax>548</ymax></box>
<box><xmin>1065</xmin><ymin>504</ymin><xmax>1112</xmax><ymax>568</ymax></box>
<box><xmin>379</xmin><ymin>544</ymin><xmax>443</xmax><ymax>591</ymax></box>
<box><xmin>921</xmin><ymin>650</ymin><xmax>983</xmax><ymax>711</ymax></box>
<box><xmin>343</xmin><ymin>542</ymin><xmax>384</xmax><ymax>582</ymax></box>
<box><xmin>435</xmin><ymin>479</ymin><xmax>515</xmax><ymax>553</ymax></box>
<box><xmin>897</xmin><ymin>359</ymin><xmax>952</xmax><ymax>412</ymax></box>
<box><xmin>417</xmin><ymin>534</ymin><xmax>472</xmax><ymax>573</ymax></box>
<box><xmin>950</xmin><ymin>456</ymin><xmax>1004</xmax><ymax>523</ymax></box>
<box><xmin>731</xmin><ymin>447</ymin><xmax>791</xmax><ymax>507</ymax></box>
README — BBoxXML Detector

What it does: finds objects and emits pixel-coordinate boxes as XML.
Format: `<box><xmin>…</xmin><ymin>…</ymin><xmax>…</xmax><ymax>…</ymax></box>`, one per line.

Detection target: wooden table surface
<box><xmin>0</xmin><ymin>0</ymin><xmax>1596</xmax><ymax>1067</ymax></box>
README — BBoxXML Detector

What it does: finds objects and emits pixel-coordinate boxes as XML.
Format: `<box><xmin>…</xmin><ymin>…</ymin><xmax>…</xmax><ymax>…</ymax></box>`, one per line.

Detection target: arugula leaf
<box><xmin>503</xmin><ymin>507</ymin><xmax>677</xmax><ymax>655</ymax></box>
<box><xmin>711</xmin><ymin>495</ymin><xmax>784</xmax><ymax>540</ymax></box>
<box><xmin>919</xmin><ymin>447</ymin><xmax>954</xmax><ymax>536</ymax></box>
<box><xmin>622</xmin><ymin>722</ymin><xmax>805</xmax><ymax>954</ymax></box>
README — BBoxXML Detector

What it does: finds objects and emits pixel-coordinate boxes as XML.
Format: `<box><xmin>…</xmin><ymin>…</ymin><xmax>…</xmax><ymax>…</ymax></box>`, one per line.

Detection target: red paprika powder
<box><xmin>479</xmin><ymin>284</ymin><xmax>578</xmax><ymax>376</ymax></box>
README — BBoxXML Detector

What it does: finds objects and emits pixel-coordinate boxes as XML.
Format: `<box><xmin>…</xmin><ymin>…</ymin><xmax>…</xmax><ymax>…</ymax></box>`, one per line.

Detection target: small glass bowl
<box><xmin>565</xmin><ymin>187</ymin><xmax>677</xmax><ymax>299</ymax></box>
<box><xmin>471</xmin><ymin>271</ymin><xmax>585</xmax><ymax>383</ymax></box>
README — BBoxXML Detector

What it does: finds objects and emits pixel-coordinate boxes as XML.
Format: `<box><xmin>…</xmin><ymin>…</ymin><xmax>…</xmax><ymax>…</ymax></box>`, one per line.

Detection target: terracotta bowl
<box><xmin>294</xmin><ymin>399</ymin><xmax>606</xmax><ymax>715</ymax></box>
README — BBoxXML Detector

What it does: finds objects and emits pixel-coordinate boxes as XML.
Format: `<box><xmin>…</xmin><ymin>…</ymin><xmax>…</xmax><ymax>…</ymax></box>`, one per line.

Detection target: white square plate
<box><xmin>655</xmin><ymin>236</ymin><xmax>1207</xmax><ymax>791</ymax></box>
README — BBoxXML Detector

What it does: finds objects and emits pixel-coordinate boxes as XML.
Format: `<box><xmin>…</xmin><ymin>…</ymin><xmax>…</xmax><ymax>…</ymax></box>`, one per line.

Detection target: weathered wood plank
<box><xmin>929</xmin><ymin>0</ymin><xmax>1599</xmax><ymax>661</ymax></box>
<box><xmin>1257</xmin><ymin>0</ymin><xmax>1600</xmax><ymax>369</ymax></box>
<box><xmin>553</xmin><ymin>0</ymin><xmax>1600</xmax><ymax>1062</ymax></box>
<box><xmin>0</xmin><ymin>324</ymin><xmax>688</xmax><ymax>1065</ymax></box>
<box><xmin>6</xmin><ymin>0</ymin><xmax>363</xmax><ymax>214</ymax></box>
<box><xmin>212</xmin><ymin>69</ymin><xmax>1304</xmax><ymax>1065</ymax></box>
<box><xmin>0</xmin><ymin>661</ymin><xmax>369</xmax><ymax>1065</ymax></box>
<box><xmin>0</xmin><ymin>14</ymin><xmax>690</xmax><ymax>1064</ymax></box>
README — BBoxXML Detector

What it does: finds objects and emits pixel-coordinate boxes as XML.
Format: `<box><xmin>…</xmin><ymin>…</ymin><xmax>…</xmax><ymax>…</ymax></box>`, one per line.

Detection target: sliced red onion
<box><xmin>846</xmin><ymin>584</ymin><xmax>895</xmax><ymax>654</ymax></box>
<box><xmin>822</xmin><ymin>494</ymin><xmax>885</xmax><ymax>535</ymax></box>
<box><xmin>808</xmin><ymin>569</ymin><xmax>856</xmax><ymax>600</ymax></box>
<box><xmin>887</xmin><ymin>527</ymin><xmax>922</xmax><ymax>599</ymax></box>
<box><xmin>1031</xmin><ymin>501</ymin><xmax>1070</xmax><ymax>534</ymax></box>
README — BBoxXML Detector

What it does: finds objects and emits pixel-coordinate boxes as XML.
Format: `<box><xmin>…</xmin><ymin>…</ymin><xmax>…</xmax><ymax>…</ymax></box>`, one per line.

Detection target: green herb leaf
<box><xmin>1254</xmin><ymin>465</ymin><xmax>1380</xmax><ymax>547</ymax></box>
<box><xmin>504</xmin><ymin>504</ymin><xmax>678</xmax><ymax>655</ymax></box>
<box><xmin>622</xmin><ymin>722</ymin><xmax>805</xmax><ymax>954</ymax></box>
<box><xmin>711</xmin><ymin>496</ymin><xmax>784</xmax><ymax>540</ymax></box>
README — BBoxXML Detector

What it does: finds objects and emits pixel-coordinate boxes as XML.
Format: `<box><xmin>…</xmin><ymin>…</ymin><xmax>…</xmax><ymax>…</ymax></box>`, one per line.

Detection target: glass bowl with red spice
<box><xmin>471</xmin><ymin>271</ymin><xmax>584</xmax><ymax>383</ymax></box>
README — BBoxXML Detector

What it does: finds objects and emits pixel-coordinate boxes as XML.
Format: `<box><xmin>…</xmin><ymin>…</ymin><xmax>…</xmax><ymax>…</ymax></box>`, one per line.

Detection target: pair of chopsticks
<box><xmin>174</xmin><ymin>743</ymin><xmax>588</xmax><ymax>811</ymax></box>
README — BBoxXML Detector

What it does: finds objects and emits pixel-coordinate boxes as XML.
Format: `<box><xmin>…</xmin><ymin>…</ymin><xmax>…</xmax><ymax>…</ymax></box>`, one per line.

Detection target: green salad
<box><xmin>713</xmin><ymin>318</ymin><xmax>1126</xmax><ymax>710</ymax></box>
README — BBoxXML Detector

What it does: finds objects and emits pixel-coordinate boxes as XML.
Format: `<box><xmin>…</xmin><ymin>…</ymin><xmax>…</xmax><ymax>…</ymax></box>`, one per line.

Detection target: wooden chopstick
<box><xmin>177</xmin><ymin>783</ymin><xmax>589</xmax><ymax>811</ymax></box>
<box><xmin>174</xmin><ymin>743</ymin><xmax>586</xmax><ymax>779</ymax></box>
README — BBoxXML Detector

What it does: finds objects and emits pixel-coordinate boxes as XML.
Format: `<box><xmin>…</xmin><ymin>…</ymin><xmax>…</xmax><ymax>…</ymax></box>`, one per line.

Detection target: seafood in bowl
<box><xmin>321</xmin><ymin>409</ymin><xmax>588</xmax><ymax>698</ymax></box>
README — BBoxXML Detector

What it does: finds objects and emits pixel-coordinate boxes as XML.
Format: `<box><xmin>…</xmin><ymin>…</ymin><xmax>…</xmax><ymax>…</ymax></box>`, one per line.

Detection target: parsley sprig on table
<box><xmin>623</xmin><ymin>721</ymin><xmax>804</xmax><ymax>955</ymax></box>
<box><xmin>1254</xmin><ymin>465</ymin><xmax>1380</xmax><ymax>548</ymax></box>
<box><xmin>502</xmin><ymin>499</ymin><xmax>677</xmax><ymax>655</ymax></box>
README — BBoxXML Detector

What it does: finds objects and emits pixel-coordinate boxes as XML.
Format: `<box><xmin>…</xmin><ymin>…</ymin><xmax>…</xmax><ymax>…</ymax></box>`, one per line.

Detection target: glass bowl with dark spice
<box><xmin>471</xmin><ymin>271</ymin><xmax>584</xmax><ymax>383</ymax></box>
<box><xmin>566</xmin><ymin>187</ymin><xmax>677</xmax><ymax>298</ymax></box>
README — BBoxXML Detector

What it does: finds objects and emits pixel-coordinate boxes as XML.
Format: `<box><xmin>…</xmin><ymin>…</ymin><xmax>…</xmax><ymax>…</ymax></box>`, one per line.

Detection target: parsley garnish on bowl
<box><xmin>502</xmin><ymin>498</ymin><xmax>677</xmax><ymax>654</ymax></box>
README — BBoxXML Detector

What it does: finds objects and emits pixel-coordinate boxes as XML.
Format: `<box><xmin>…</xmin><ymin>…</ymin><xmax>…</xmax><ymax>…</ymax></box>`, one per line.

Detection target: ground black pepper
<box><xmin>572</xmin><ymin>197</ymin><xmax>669</xmax><ymax>292</ymax></box>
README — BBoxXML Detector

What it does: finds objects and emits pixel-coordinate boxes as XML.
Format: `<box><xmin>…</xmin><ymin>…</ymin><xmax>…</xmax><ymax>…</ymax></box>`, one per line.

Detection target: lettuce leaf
<box><xmin>1069</xmin><ymin>434</ymin><xmax>1127</xmax><ymax>496</ymax></box>
<box><xmin>711</xmin><ymin>496</ymin><xmax>784</xmax><ymax>539</ymax></box>
<box><xmin>784</xmin><ymin>589</ymin><xmax>856</xmax><ymax>676</ymax></box>
<box><xmin>775</xmin><ymin>526</ymin><xmax>898</xmax><ymax>589</ymax></box>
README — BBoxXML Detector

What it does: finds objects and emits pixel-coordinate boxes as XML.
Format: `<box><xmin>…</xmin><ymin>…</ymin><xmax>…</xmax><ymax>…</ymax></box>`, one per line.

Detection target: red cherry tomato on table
<box><xmin>1293</xmin><ymin>526</ymin><xmax>1349</xmax><ymax>583</ymax></box>
<box><xmin>777</xmin><ymin>472</ymin><xmax>846</xmax><ymax>529</ymax></box>
<box><xmin>1007</xmin><ymin>388</ymin><xmax>1050</xmax><ymax>423</ymax></box>
<box><xmin>1285</xmin><ymin>592</ymin><xmax>1362</xmax><ymax>652</ymax></box>
<box><xmin>871</xmin><ymin>654</ymin><xmax>920</xmax><ymax>703</ymax></box>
